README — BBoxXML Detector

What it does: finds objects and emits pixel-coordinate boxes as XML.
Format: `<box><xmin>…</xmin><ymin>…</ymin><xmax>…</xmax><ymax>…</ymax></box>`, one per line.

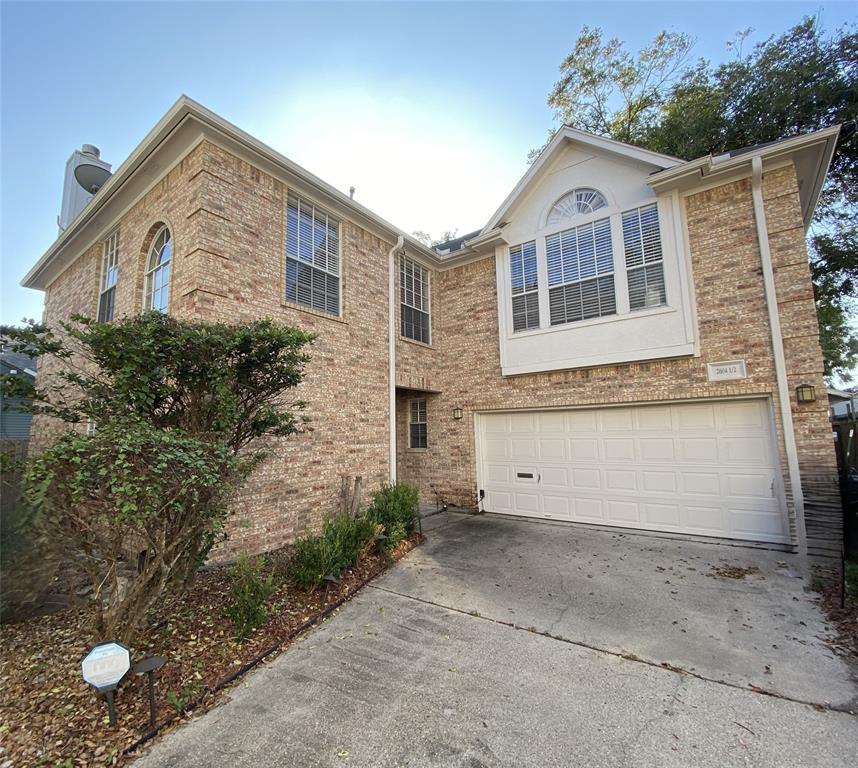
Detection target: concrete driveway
<box><xmin>137</xmin><ymin>514</ymin><xmax>858</xmax><ymax>767</ymax></box>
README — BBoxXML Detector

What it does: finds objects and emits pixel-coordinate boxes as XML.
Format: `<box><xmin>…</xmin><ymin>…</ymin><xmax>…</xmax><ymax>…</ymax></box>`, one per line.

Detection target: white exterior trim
<box><xmin>750</xmin><ymin>156</ymin><xmax>807</xmax><ymax>561</ymax></box>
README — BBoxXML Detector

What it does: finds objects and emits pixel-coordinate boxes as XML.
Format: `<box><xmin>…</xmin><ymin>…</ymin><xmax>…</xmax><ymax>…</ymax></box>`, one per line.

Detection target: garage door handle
<box><xmin>538</xmin><ymin>473</ymin><xmax>541</xmax><ymax>483</ymax></box>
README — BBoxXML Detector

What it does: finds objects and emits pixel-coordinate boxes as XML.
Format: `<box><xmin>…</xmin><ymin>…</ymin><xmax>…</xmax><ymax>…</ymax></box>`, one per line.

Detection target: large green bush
<box><xmin>289</xmin><ymin>513</ymin><xmax>377</xmax><ymax>590</ymax></box>
<box><xmin>367</xmin><ymin>482</ymin><xmax>419</xmax><ymax>548</ymax></box>
<box><xmin>0</xmin><ymin>313</ymin><xmax>314</xmax><ymax>642</ymax></box>
<box><xmin>225</xmin><ymin>554</ymin><xmax>275</xmax><ymax>641</ymax></box>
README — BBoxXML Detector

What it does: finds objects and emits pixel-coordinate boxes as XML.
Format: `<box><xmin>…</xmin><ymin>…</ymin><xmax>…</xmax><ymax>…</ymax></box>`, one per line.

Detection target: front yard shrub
<box><xmin>0</xmin><ymin>313</ymin><xmax>314</xmax><ymax>643</ymax></box>
<box><xmin>289</xmin><ymin>513</ymin><xmax>378</xmax><ymax>590</ymax></box>
<box><xmin>367</xmin><ymin>482</ymin><xmax>419</xmax><ymax>548</ymax></box>
<box><xmin>225</xmin><ymin>554</ymin><xmax>275</xmax><ymax>641</ymax></box>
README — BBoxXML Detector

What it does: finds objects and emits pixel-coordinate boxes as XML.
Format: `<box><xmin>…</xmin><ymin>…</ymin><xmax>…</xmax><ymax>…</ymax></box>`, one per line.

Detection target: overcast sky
<box><xmin>1</xmin><ymin>0</ymin><xmax>854</xmax><ymax>324</ymax></box>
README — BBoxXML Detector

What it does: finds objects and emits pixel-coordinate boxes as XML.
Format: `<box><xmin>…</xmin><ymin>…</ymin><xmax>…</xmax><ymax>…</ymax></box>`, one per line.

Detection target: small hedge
<box><xmin>289</xmin><ymin>482</ymin><xmax>419</xmax><ymax>590</ymax></box>
<box><xmin>289</xmin><ymin>513</ymin><xmax>378</xmax><ymax>590</ymax></box>
<box><xmin>225</xmin><ymin>554</ymin><xmax>275</xmax><ymax>641</ymax></box>
<box><xmin>367</xmin><ymin>482</ymin><xmax>419</xmax><ymax>549</ymax></box>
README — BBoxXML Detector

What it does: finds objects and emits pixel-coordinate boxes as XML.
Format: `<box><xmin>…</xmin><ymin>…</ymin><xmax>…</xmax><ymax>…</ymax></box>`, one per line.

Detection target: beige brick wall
<box><xmin>35</xmin><ymin>141</ymin><xmax>839</xmax><ymax>557</ymax></box>
<box><xmin>396</xmin><ymin>164</ymin><xmax>838</xmax><ymax>554</ymax></box>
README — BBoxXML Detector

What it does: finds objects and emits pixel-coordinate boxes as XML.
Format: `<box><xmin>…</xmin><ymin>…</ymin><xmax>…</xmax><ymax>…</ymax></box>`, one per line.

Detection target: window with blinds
<box><xmin>98</xmin><ymin>230</ymin><xmax>119</xmax><ymax>322</ymax></box>
<box><xmin>510</xmin><ymin>240</ymin><xmax>540</xmax><ymax>332</ymax></box>
<box><xmin>546</xmin><ymin>217</ymin><xmax>616</xmax><ymax>325</ymax></box>
<box><xmin>409</xmin><ymin>398</ymin><xmax>427</xmax><ymax>449</ymax></box>
<box><xmin>401</xmin><ymin>257</ymin><xmax>431</xmax><ymax>343</ymax></box>
<box><xmin>285</xmin><ymin>195</ymin><xmax>340</xmax><ymax>315</ymax></box>
<box><xmin>623</xmin><ymin>203</ymin><xmax>666</xmax><ymax>310</ymax></box>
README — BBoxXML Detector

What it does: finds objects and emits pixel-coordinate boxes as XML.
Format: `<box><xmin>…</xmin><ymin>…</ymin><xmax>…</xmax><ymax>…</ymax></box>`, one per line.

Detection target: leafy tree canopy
<box><xmin>539</xmin><ymin>18</ymin><xmax>858</xmax><ymax>381</ymax></box>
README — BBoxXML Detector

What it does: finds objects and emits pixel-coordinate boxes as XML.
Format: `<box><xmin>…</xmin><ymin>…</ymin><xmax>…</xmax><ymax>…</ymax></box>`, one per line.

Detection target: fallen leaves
<box><xmin>0</xmin><ymin>534</ymin><xmax>423</xmax><ymax>767</ymax></box>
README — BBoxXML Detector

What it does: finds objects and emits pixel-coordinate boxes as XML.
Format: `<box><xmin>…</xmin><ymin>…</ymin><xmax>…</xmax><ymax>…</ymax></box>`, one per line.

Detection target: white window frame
<box><xmin>98</xmin><ymin>230</ymin><xmax>119</xmax><ymax>322</ymax></box>
<box><xmin>409</xmin><ymin>398</ymin><xmax>428</xmax><ymax>449</ymax></box>
<box><xmin>144</xmin><ymin>225</ymin><xmax>172</xmax><ymax>313</ymax></box>
<box><xmin>622</xmin><ymin>203</ymin><xmax>667</xmax><ymax>311</ymax></box>
<box><xmin>400</xmin><ymin>256</ymin><xmax>431</xmax><ymax>344</ymax></box>
<box><xmin>509</xmin><ymin>240</ymin><xmax>540</xmax><ymax>333</ymax></box>
<box><xmin>285</xmin><ymin>195</ymin><xmax>341</xmax><ymax>317</ymax></box>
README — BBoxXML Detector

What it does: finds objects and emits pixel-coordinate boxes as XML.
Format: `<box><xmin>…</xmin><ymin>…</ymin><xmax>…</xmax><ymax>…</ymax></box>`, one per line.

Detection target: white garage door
<box><xmin>477</xmin><ymin>399</ymin><xmax>788</xmax><ymax>544</ymax></box>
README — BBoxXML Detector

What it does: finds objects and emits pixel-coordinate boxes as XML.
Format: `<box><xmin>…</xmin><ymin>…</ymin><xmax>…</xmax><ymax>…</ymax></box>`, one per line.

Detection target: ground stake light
<box><xmin>81</xmin><ymin>642</ymin><xmax>131</xmax><ymax>727</ymax></box>
<box><xmin>132</xmin><ymin>655</ymin><xmax>166</xmax><ymax>728</ymax></box>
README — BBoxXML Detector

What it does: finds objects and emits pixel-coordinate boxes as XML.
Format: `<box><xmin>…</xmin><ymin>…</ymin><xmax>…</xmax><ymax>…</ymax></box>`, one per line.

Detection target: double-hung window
<box><xmin>409</xmin><ymin>398</ymin><xmax>427</xmax><ymax>449</ymax></box>
<box><xmin>623</xmin><ymin>203</ymin><xmax>666</xmax><ymax>310</ymax></box>
<box><xmin>510</xmin><ymin>240</ymin><xmax>539</xmax><ymax>332</ymax></box>
<box><xmin>285</xmin><ymin>195</ymin><xmax>340</xmax><ymax>316</ymax></box>
<box><xmin>546</xmin><ymin>217</ymin><xmax>615</xmax><ymax>325</ymax></box>
<box><xmin>98</xmin><ymin>230</ymin><xmax>119</xmax><ymax>322</ymax></box>
<box><xmin>401</xmin><ymin>257</ymin><xmax>431</xmax><ymax>343</ymax></box>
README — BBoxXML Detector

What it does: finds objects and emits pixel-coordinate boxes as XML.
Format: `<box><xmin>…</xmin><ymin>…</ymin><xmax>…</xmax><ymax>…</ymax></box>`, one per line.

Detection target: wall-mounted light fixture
<box><xmin>452</xmin><ymin>407</ymin><xmax>463</xmax><ymax>420</ymax></box>
<box><xmin>795</xmin><ymin>383</ymin><xmax>816</xmax><ymax>403</ymax></box>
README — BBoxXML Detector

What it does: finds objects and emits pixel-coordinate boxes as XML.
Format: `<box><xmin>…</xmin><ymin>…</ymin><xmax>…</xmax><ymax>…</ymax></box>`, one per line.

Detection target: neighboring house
<box><xmin>22</xmin><ymin>96</ymin><xmax>843</xmax><ymax>560</ymax></box>
<box><xmin>828</xmin><ymin>387</ymin><xmax>856</xmax><ymax>422</ymax></box>
<box><xmin>0</xmin><ymin>347</ymin><xmax>37</xmax><ymax>442</ymax></box>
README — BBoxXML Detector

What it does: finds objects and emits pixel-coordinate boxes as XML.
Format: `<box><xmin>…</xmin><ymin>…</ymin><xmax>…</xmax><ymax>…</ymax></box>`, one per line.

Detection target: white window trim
<box><xmin>284</xmin><ymin>195</ymin><xmax>343</xmax><ymax>318</ymax></box>
<box><xmin>143</xmin><ymin>224</ymin><xmax>172</xmax><ymax>313</ymax></box>
<box><xmin>509</xmin><ymin>240</ymin><xmax>540</xmax><ymax>333</ymax></box>
<box><xmin>98</xmin><ymin>230</ymin><xmax>119</xmax><ymax>321</ymax></box>
<box><xmin>400</xmin><ymin>256</ymin><xmax>432</xmax><ymax>344</ymax></box>
<box><xmin>622</xmin><ymin>203</ymin><xmax>668</xmax><ymax>313</ymax></box>
<box><xmin>408</xmin><ymin>397</ymin><xmax>428</xmax><ymax>449</ymax></box>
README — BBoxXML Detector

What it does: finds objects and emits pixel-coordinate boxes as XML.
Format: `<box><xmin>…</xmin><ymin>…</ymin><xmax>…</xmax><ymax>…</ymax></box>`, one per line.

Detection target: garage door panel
<box><xmin>539</xmin><ymin>438</ymin><xmax>566</xmax><ymax>460</ymax></box>
<box><xmin>607</xmin><ymin>499</ymin><xmax>640</xmax><ymax>523</ymax></box>
<box><xmin>644</xmin><ymin>503</ymin><xmax>681</xmax><ymax>528</ymax></box>
<box><xmin>486</xmin><ymin>465</ymin><xmax>511</xmax><ymax>483</ymax></box>
<box><xmin>485</xmin><ymin>438</ymin><xmax>509</xmax><ymax>459</ymax></box>
<box><xmin>636</xmin><ymin>406</ymin><xmax>672</xmax><ymax>430</ymax></box>
<box><xmin>575</xmin><ymin>497</ymin><xmax>604</xmax><ymax>521</ymax></box>
<box><xmin>572</xmin><ymin>468</ymin><xmax>601</xmax><ymax>489</ymax></box>
<box><xmin>679</xmin><ymin>438</ymin><xmax>719</xmax><ymax>464</ymax></box>
<box><xmin>603</xmin><ymin>438</ymin><xmax>635</xmax><ymax>461</ymax></box>
<box><xmin>725</xmin><ymin>472</ymin><xmax>774</xmax><ymax>499</ymax></box>
<box><xmin>478</xmin><ymin>399</ymin><xmax>787</xmax><ymax>544</ymax></box>
<box><xmin>602</xmin><ymin>409</ymin><xmax>633</xmax><ymax>431</ymax></box>
<box><xmin>538</xmin><ymin>412</ymin><xmax>566</xmax><ymax>432</ymax></box>
<box><xmin>720</xmin><ymin>436</ymin><xmax>769</xmax><ymax>465</ymax></box>
<box><xmin>542</xmin><ymin>495</ymin><xmax>571</xmax><ymax>519</ymax></box>
<box><xmin>642</xmin><ymin>471</ymin><xmax>677</xmax><ymax>493</ymax></box>
<box><xmin>570</xmin><ymin>439</ymin><xmax>599</xmax><ymax>461</ymax></box>
<box><xmin>639</xmin><ymin>438</ymin><xmax>675</xmax><ymax>463</ymax></box>
<box><xmin>675</xmin><ymin>403</ymin><xmax>716</xmax><ymax>430</ymax></box>
<box><xmin>605</xmin><ymin>469</ymin><xmax>637</xmax><ymax>491</ymax></box>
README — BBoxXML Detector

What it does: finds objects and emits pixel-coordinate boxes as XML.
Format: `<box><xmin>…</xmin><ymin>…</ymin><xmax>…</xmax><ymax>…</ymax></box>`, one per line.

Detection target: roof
<box><xmin>0</xmin><ymin>348</ymin><xmax>37</xmax><ymax>378</ymax></box>
<box><xmin>433</xmin><ymin>230</ymin><xmax>481</xmax><ymax>255</ymax></box>
<box><xmin>23</xmin><ymin>96</ymin><xmax>440</xmax><ymax>290</ymax></box>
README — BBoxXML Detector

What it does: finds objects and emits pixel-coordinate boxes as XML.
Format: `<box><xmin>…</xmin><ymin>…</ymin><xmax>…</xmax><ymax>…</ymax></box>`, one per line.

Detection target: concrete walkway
<box><xmin>137</xmin><ymin>514</ymin><xmax>858</xmax><ymax>767</ymax></box>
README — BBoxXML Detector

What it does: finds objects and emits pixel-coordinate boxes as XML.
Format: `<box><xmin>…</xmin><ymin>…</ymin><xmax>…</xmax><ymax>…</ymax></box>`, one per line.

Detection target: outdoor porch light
<box><xmin>452</xmin><ymin>407</ymin><xmax>463</xmax><ymax>420</ymax></box>
<box><xmin>795</xmin><ymin>383</ymin><xmax>816</xmax><ymax>403</ymax></box>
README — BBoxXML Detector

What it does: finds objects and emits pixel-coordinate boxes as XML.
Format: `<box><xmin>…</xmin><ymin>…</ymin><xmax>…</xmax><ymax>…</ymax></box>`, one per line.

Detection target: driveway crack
<box><xmin>368</xmin><ymin>584</ymin><xmax>855</xmax><ymax>715</ymax></box>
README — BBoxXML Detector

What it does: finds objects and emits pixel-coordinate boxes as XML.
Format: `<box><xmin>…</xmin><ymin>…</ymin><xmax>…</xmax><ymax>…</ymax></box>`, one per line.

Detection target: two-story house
<box><xmin>22</xmin><ymin>97</ymin><xmax>842</xmax><ymax>561</ymax></box>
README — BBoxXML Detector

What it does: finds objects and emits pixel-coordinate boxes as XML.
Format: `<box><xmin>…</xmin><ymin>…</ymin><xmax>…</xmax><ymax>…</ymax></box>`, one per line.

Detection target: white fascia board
<box><xmin>482</xmin><ymin>126</ymin><xmax>683</xmax><ymax>233</ymax></box>
<box><xmin>647</xmin><ymin>125</ymin><xmax>841</xmax><ymax>228</ymax></box>
<box><xmin>23</xmin><ymin>96</ymin><xmax>439</xmax><ymax>290</ymax></box>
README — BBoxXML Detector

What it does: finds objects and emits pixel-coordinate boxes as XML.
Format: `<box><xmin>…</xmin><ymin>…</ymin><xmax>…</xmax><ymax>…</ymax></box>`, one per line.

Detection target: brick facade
<box><xmin>33</xmin><ymin>136</ymin><xmax>840</xmax><ymax>559</ymax></box>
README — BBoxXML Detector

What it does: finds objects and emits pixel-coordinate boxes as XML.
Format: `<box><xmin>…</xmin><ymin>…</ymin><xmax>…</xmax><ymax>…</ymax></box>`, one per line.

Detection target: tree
<box><xmin>540</xmin><ymin>18</ymin><xmax>858</xmax><ymax>380</ymax></box>
<box><xmin>0</xmin><ymin>313</ymin><xmax>314</xmax><ymax>642</ymax></box>
<box><xmin>412</xmin><ymin>229</ymin><xmax>459</xmax><ymax>247</ymax></box>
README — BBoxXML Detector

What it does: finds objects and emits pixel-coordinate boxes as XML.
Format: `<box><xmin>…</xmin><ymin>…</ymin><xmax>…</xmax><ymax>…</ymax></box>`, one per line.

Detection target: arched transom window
<box><xmin>546</xmin><ymin>188</ymin><xmax>608</xmax><ymax>227</ymax></box>
<box><xmin>144</xmin><ymin>225</ymin><xmax>172</xmax><ymax>312</ymax></box>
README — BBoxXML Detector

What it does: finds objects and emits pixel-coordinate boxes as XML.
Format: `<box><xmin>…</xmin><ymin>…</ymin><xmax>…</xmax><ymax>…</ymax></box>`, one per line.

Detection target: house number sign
<box><xmin>707</xmin><ymin>360</ymin><xmax>748</xmax><ymax>382</ymax></box>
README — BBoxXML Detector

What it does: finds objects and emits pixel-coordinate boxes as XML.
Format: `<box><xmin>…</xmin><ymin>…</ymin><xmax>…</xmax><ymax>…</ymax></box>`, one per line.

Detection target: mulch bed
<box><xmin>817</xmin><ymin>579</ymin><xmax>858</xmax><ymax>661</ymax></box>
<box><xmin>0</xmin><ymin>533</ymin><xmax>423</xmax><ymax>767</ymax></box>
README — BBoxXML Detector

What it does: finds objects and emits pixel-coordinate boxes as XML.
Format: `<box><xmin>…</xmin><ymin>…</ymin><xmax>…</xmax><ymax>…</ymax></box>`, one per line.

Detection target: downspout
<box><xmin>750</xmin><ymin>156</ymin><xmax>808</xmax><ymax>564</ymax></box>
<box><xmin>388</xmin><ymin>235</ymin><xmax>405</xmax><ymax>483</ymax></box>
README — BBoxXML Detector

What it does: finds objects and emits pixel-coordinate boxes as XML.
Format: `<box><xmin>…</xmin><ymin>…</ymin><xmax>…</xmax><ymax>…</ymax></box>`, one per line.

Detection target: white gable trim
<box><xmin>482</xmin><ymin>126</ymin><xmax>682</xmax><ymax>233</ymax></box>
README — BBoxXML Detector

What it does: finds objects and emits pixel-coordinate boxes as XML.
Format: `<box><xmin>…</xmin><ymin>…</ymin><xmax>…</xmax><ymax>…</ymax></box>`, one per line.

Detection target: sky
<box><xmin>1</xmin><ymin>0</ymin><xmax>855</xmax><ymax>326</ymax></box>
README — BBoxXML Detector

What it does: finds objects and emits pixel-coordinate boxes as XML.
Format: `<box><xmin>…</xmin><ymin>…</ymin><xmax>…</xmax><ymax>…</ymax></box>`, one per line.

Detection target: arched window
<box><xmin>547</xmin><ymin>188</ymin><xmax>608</xmax><ymax>227</ymax></box>
<box><xmin>144</xmin><ymin>225</ymin><xmax>172</xmax><ymax>312</ymax></box>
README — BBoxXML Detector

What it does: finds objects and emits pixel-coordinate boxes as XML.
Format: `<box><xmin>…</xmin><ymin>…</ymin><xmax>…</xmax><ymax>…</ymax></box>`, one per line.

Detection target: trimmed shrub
<box><xmin>289</xmin><ymin>513</ymin><xmax>377</xmax><ymax>590</ymax></box>
<box><xmin>225</xmin><ymin>554</ymin><xmax>275</xmax><ymax>641</ymax></box>
<box><xmin>367</xmin><ymin>482</ymin><xmax>419</xmax><ymax>549</ymax></box>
